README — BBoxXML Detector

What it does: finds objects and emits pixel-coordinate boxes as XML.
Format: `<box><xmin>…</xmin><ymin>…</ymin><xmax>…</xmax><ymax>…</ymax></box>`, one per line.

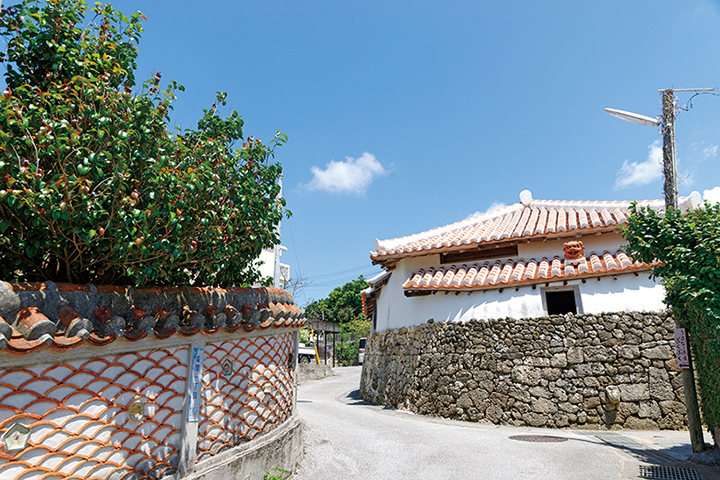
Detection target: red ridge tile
<box><xmin>96</xmin><ymin>285</ymin><xmax>127</xmax><ymax>293</ymax></box>
<box><xmin>55</xmin><ymin>283</ymin><xmax>90</xmax><ymax>292</ymax></box>
<box><xmin>7</xmin><ymin>282</ymin><xmax>49</xmax><ymax>292</ymax></box>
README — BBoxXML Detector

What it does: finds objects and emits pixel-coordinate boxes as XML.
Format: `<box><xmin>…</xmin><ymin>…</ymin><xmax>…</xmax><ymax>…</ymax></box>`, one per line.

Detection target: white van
<box><xmin>358</xmin><ymin>338</ymin><xmax>366</xmax><ymax>364</ymax></box>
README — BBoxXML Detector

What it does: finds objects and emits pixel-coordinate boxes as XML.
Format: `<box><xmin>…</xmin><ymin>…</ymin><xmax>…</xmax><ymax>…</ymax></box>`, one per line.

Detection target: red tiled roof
<box><xmin>361</xmin><ymin>271</ymin><xmax>391</xmax><ymax>318</ymax></box>
<box><xmin>0</xmin><ymin>283</ymin><xmax>304</xmax><ymax>354</ymax></box>
<box><xmin>372</xmin><ymin>191</ymin><xmax>702</xmax><ymax>263</ymax></box>
<box><xmin>402</xmin><ymin>249</ymin><xmax>653</xmax><ymax>293</ymax></box>
<box><xmin>361</xmin><ymin>290</ymin><xmax>373</xmax><ymax>319</ymax></box>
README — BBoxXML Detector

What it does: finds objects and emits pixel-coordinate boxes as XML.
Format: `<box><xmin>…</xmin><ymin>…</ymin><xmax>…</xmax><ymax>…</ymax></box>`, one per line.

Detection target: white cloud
<box><xmin>465</xmin><ymin>201</ymin><xmax>507</xmax><ymax>220</ymax></box>
<box><xmin>615</xmin><ymin>140</ymin><xmax>663</xmax><ymax>189</ymax></box>
<box><xmin>703</xmin><ymin>186</ymin><xmax>720</xmax><ymax>204</ymax></box>
<box><xmin>305</xmin><ymin>152</ymin><xmax>386</xmax><ymax>195</ymax></box>
<box><xmin>701</xmin><ymin>145</ymin><xmax>719</xmax><ymax>160</ymax></box>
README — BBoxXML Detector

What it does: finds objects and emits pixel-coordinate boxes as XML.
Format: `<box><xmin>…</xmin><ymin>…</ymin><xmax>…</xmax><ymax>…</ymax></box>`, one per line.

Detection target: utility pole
<box><xmin>659</xmin><ymin>88</ymin><xmax>706</xmax><ymax>453</ymax></box>
<box><xmin>661</xmin><ymin>89</ymin><xmax>678</xmax><ymax>210</ymax></box>
<box><xmin>606</xmin><ymin>87</ymin><xmax>715</xmax><ymax>453</ymax></box>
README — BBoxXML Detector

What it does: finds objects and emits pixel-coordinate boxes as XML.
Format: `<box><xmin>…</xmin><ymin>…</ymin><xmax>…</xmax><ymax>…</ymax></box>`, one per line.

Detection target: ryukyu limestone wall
<box><xmin>360</xmin><ymin>311</ymin><xmax>688</xmax><ymax>430</ymax></box>
<box><xmin>0</xmin><ymin>282</ymin><xmax>303</xmax><ymax>480</ymax></box>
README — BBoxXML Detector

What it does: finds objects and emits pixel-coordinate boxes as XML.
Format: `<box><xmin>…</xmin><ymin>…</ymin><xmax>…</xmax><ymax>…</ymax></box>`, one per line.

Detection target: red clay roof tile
<box><xmin>403</xmin><ymin>250</ymin><xmax>651</xmax><ymax>293</ymax></box>
<box><xmin>372</xmin><ymin>192</ymin><xmax>702</xmax><ymax>263</ymax></box>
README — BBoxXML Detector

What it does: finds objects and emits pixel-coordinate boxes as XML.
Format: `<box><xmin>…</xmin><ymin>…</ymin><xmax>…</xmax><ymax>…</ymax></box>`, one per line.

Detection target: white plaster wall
<box><xmin>517</xmin><ymin>232</ymin><xmax>626</xmax><ymax>260</ymax></box>
<box><xmin>256</xmin><ymin>249</ymin><xmax>276</xmax><ymax>282</ymax></box>
<box><xmin>580</xmin><ymin>273</ymin><xmax>666</xmax><ymax>314</ymax></box>
<box><xmin>375</xmin><ymin>253</ymin><xmax>666</xmax><ymax>331</ymax></box>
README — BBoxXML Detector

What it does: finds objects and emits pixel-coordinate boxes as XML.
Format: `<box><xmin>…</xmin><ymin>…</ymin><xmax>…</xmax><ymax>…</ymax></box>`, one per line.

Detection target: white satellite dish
<box><xmin>604</xmin><ymin>108</ymin><xmax>660</xmax><ymax>127</ymax></box>
<box><xmin>519</xmin><ymin>189</ymin><xmax>532</xmax><ymax>206</ymax></box>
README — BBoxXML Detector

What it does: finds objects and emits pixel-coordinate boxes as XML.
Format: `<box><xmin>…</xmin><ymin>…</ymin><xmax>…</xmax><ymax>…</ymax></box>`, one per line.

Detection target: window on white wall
<box><xmin>542</xmin><ymin>286</ymin><xmax>583</xmax><ymax>316</ymax></box>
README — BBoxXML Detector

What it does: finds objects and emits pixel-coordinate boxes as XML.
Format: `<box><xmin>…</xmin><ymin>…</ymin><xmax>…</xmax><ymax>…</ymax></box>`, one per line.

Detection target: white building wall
<box><xmin>375</xmin><ymin>252</ymin><xmax>666</xmax><ymax>331</ymax></box>
<box><xmin>580</xmin><ymin>274</ymin><xmax>666</xmax><ymax>314</ymax></box>
<box><xmin>517</xmin><ymin>232</ymin><xmax>625</xmax><ymax>260</ymax></box>
<box><xmin>256</xmin><ymin>246</ymin><xmax>289</xmax><ymax>288</ymax></box>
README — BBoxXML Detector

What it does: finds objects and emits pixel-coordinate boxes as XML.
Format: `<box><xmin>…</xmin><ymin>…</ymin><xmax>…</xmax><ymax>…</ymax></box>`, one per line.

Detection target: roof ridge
<box><xmin>374</xmin><ymin>203</ymin><xmax>525</xmax><ymax>253</ymax></box>
<box><xmin>373</xmin><ymin>191</ymin><xmax>702</xmax><ymax>258</ymax></box>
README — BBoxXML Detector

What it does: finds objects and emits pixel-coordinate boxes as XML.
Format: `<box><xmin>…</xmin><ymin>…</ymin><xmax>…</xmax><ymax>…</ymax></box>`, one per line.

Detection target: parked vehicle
<box><xmin>358</xmin><ymin>338</ymin><xmax>366</xmax><ymax>364</ymax></box>
<box><xmin>298</xmin><ymin>343</ymin><xmax>317</xmax><ymax>364</ymax></box>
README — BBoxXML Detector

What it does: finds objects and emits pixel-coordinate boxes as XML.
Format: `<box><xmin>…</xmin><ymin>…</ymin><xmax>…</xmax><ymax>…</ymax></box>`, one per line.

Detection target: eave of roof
<box><xmin>361</xmin><ymin>290</ymin><xmax>374</xmax><ymax>318</ymax></box>
<box><xmin>402</xmin><ymin>249</ymin><xmax>654</xmax><ymax>294</ymax></box>
<box><xmin>371</xmin><ymin>190</ymin><xmax>702</xmax><ymax>265</ymax></box>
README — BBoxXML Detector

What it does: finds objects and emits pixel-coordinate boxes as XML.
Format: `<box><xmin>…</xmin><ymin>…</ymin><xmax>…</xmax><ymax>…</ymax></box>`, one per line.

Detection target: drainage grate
<box><xmin>508</xmin><ymin>435</ymin><xmax>568</xmax><ymax>443</ymax></box>
<box><xmin>638</xmin><ymin>465</ymin><xmax>700</xmax><ymax>480</ymax></box>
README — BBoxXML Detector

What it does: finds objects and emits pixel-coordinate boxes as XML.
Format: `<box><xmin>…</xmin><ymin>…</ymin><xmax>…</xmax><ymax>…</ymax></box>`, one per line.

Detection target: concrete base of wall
<box><xmin>297</xmin><ymin>364</ymin><xmax>335</xmax><ymax>385</ymax></box>
<box><xmin>180</xmin><ymin>414</ymin><xmax>303</xmax><ymax>480</ymax></box>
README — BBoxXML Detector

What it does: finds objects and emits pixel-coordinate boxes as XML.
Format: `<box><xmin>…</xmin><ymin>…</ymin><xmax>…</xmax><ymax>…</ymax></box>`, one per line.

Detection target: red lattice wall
<box><xmin>0</xmin><ymin>331</ymin><xmax>297</xmax><ymax>479</ymax></box>
<box><xmin>198</xmin><ymin>333</ymin><xmax>294</xmax><ymax>461</ymax></box>
<box><xmin>0</xmin><ymin>283</ymin><xmax>303</xmax><ymax>479</ymax></box>
<box><xmin>0</xmin><ymin>346</ymin><xmax>187</xmax><ymax>480</ymax></box>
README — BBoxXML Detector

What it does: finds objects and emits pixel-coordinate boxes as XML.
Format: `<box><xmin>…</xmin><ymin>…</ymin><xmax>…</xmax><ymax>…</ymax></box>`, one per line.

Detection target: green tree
<box><xmin>305</xmin><ymin>275</ymin><xmax>368</xmax><ymax>324</ymax></box>
<box><xmin>305</xmin><ymin>275</ymin><xmax>371</xmax><ymax>365</ymax></box>
<box><xmin>623</xmin><ymin>202</ymin><xmax>720</xmax><ymax>439</ymax></box>
<box><xmin>0</xmin><ymin>0</ymin><xmax>288</xmax><ymax>286</ymax></box>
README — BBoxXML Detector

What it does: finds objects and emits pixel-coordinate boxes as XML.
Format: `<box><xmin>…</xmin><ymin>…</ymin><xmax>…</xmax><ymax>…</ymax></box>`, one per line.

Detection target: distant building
<box><xmin>254</xmin><ymin>175</ymin><xmax>290</xmax><ymax>289</ymax></box>
<box><xmin>256</xmin><ymin>245</ymin><xmax>290</xmax><ymax>289</ymax></box>
<box><xmin>364</xmin><ymin>190</ymin><xmax>702</xmax><ymax>332</ymax></box>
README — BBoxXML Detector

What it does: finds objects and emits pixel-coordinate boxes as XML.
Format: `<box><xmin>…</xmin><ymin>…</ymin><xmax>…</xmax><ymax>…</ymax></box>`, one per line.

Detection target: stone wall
<box><xmin>297</xmin><ymin>363</ymin><xmax>335</xmax><ymax>385</ymax></box>
<box><xmin>360</xmin><ymin>311</ymin><xmax>688</xmax><ymax>430</ymax></box>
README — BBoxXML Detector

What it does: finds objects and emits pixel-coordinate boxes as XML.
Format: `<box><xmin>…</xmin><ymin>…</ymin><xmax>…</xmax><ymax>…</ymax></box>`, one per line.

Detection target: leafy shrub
<box><xmin>334</xmin><ymin>339</ymin><xmax>359</xmax><ymax>366</ymax></box>
<box><xmin>0</xmin><ymin>0</ymin><xmax>288</xmax><ymax>286</ymax></box>
<box><xmin>263</xmin><ymin>468</ymin><xmax>289</xmax><ymax>480</ymax></box>
<box><xmin>623</xmin><ymin>202</ymin><xmax>720</xmax><ymax>436</ymax></box>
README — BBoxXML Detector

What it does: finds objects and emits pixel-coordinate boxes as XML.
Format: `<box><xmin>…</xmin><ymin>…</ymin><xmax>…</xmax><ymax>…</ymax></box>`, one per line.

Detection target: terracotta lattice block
<box><xmin>0</xmin><ymin>346</ymin><xmax>188</xmax><ymax>479</ymax></box>
<box><xmin>196</xmin><ymin>334</ymin><xmax>294</xmax><ymax>462</ymax></box>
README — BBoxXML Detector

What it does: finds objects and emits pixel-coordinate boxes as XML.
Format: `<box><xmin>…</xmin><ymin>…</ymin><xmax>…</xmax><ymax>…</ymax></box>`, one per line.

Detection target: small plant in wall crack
<box><xmin>263</xmin><ymin>467</ymin><xmax>290</xmax><ymax>480</ymax></box>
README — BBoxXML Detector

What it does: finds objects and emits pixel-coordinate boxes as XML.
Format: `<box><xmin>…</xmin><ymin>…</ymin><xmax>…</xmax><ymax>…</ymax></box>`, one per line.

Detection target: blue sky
<box><xmin>36</xmin><ymin>1</ymin><xmax>720</xmax><ymax>304</ymax></box>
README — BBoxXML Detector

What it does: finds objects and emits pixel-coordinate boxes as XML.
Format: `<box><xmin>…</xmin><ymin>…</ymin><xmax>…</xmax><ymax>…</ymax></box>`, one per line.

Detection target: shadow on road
<box><xmin>342</xmin><ymin>389</ymin><xmax>374</xmax><ymax>406</ymax></box>
<box><xmin>577</xmin><ymin>431</ymin><xmax>686</xmax><ymax>465</ymax></box>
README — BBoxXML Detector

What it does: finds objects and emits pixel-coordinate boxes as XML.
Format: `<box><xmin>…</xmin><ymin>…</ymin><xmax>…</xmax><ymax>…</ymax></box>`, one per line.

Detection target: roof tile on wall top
<box><xmin>402</xmin><ymin>250</ymin><xmax>652</xmax><ymax>292</ymax></box>
<box><xmin>372</xmin><ymin>191</ymin><xmax>702</xmax><ymax>261</ymax></box>
<box><xmin>0</xmin><ymin>282</ymin><xmax>305</xmax><ymax>354</ymax></box>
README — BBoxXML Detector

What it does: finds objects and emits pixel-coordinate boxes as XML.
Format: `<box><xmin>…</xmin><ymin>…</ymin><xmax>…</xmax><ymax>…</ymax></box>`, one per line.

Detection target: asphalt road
<box><xmin>293</xmin><ymin>366</ymin><xmax>719</xmax><ymax>480</ymax></box>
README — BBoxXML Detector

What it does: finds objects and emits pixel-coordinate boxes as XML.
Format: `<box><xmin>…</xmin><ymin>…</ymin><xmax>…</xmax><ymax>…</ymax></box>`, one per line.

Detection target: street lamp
<box><xmin>603</xmin><ymin>108</ymin><xmax>660</xmax><ymax>128</ymax></box>
<box><xmin>605</xmin><ymin>87</ymin><xmax>715</xmax><ymax>453</ymax></box>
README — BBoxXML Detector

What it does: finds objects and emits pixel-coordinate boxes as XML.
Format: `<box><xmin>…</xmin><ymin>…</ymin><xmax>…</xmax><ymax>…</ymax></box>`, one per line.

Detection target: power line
<box><xmin>306</xmin><ymin>271</ymin><xmax>381</xmax><ymax>288</ymax></box>
<box><xmin>312</xmin><ymin>263</ymin><xmax>379</xmax><ymax>279</ymax></box>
